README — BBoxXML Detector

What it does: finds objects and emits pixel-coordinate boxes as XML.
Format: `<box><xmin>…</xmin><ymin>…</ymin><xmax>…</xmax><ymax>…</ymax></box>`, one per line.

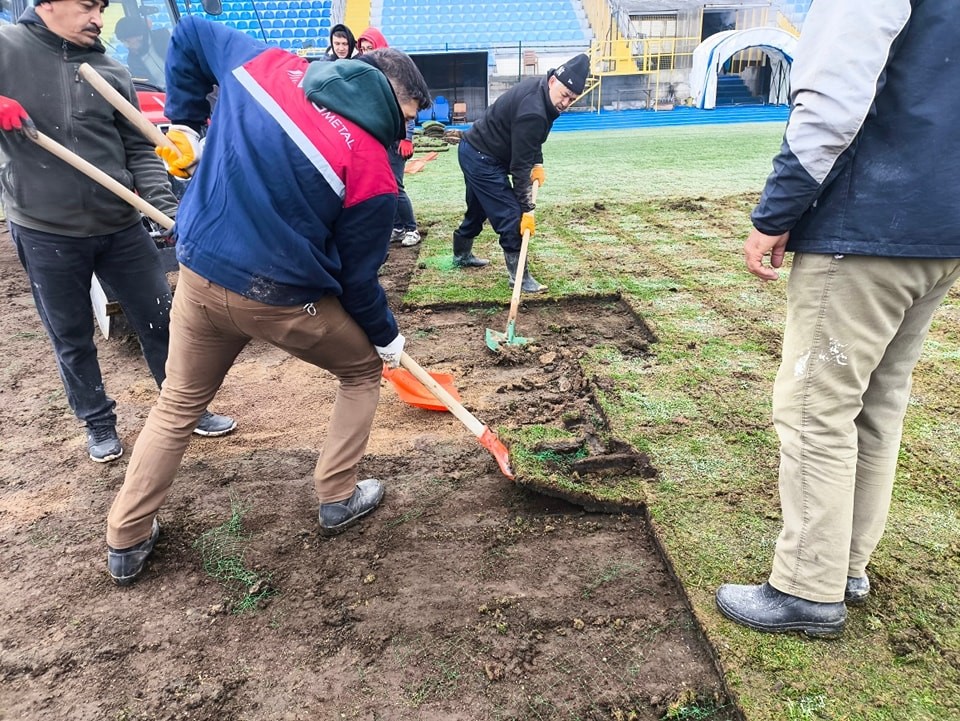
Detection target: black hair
<box><xmin>359</xmin><ymin>48</ymin><xmax>431</xmax><ymax>111</ymax></box>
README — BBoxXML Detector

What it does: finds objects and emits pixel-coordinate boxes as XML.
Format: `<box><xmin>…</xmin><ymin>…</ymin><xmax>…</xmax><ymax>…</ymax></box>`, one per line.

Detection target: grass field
<box><xmin>403</xmin><ymin>122</ymin><xmax>960</xmax><ymax>721</ymax></box>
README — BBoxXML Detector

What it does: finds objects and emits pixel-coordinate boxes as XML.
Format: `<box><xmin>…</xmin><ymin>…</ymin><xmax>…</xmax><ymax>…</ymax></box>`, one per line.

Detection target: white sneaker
<box><xmin>389</xmin><ymin>228</ymin><xmax>405</xmax><ymax>243</ymax></box>
<box><xmin>401</xmin><ymin>229</ymin><xmax>421</xmax><ymax>247</ymax></box>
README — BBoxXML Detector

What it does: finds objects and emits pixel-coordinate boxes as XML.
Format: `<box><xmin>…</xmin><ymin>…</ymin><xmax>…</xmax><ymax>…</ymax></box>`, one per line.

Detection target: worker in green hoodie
<box><xmin>104</xmin><ymin>17</ymin><xmax>432</xmax><ymax>586</ymax></box>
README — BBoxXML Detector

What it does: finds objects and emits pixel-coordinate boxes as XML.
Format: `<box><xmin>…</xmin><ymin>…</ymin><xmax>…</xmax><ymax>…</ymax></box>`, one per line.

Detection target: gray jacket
<box><xmin>0</xmin><ymin>7</ymin><xmax>177</xmax><ymax>237</ymax></box>
<box><xmin>752</xmin><ymin>0</ymin><xmax>960</xmax><ymax>259</ymax></box>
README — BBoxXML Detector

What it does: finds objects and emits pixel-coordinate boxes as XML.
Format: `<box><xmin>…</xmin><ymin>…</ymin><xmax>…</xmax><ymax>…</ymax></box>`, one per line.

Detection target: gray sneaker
<box><xmin>107</xmin><ymin>518</ymin><xmax>160</xmax><ymax>586</ymax></box>
<box><xmin>390</xmin><ymin>227</ymin><xmax>406</xmax><ymax>243</ymax></box>
<box><xmin>194</xmin><ymin>410</ymin><xmax>237</xmax><ymax>437</ymax></box>
<box><xmin>318</xmin><ymin>479</ymin><xmax>385</xmax><ymax>536</ymax></box>
<box><xmin>87</xmin><ymin>425</ymin><xmax>123</xmax><ymax>463</ymax></box>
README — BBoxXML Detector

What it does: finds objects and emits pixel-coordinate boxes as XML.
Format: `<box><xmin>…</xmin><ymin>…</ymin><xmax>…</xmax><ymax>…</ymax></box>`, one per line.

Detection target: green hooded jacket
<box><xmin>302</xmin><ymin>58</ymin><xmax>404</xmax><ymax>148</ymax></box>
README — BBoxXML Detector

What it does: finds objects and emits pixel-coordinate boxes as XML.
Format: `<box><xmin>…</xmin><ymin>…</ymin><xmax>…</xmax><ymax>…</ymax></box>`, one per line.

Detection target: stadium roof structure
<box><xmin>690</xmin><ymin>27</ymin><xmax>797</xmax><ymax>109</ymax></box>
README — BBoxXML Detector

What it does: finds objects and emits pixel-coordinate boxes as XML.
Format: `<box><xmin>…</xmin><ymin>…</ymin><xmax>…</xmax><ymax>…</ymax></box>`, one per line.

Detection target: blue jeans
<box><xmin>455</xmin><ymin>139</ymin><xmax>523</xmax><ymax>252</ymax></box>
<box><xmin>9</xmin><ymin>221</ymin><xmax>172</xmax><ymax>428</ymax></box>
<box><xmin>389</xmin><ymin>143</ymin><xmax>417</xmax><ymax>231</ymax></box>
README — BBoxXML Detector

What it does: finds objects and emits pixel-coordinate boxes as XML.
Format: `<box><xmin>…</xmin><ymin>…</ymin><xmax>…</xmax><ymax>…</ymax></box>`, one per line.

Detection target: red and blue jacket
<box><xmin>165</xmin><ymin>17</ymin><xmax>402</xmax><ymax>345</ymax></box>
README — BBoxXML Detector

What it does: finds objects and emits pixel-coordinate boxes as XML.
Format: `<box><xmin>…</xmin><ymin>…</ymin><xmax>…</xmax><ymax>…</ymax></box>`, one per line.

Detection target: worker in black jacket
<box><xmin>451</xmin><ymin>53</ymin><xmax>588</xmax><ymax>292</ymax></box>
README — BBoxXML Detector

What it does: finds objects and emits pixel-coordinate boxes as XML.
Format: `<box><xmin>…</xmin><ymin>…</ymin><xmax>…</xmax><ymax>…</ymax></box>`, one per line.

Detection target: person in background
<box><xmin>357</xmin><ymin>25</ymin><xmax>420</xmax><ymax>247</ymax></box>
<box><xmin>114</xmin><ymin>14</ymin><xmax>164</xmax><ymax>88</ymax></box>
<box><xmin>104</xmin><ymin>17</ymin><xmax>431</xmax><ymax>586</ymax></box>
<box><xmin>323</xmin><ymin>22</ymin><xmax>354</xmax><ymax>61</ymax></box>
<box><xmin>451</xmin><ymin>53</ymin><xmax>589</xmax><ymax>293</ymax></box>
<box><xmin>0</xmin><ymin>0</ymin><xmax>235</xmax><ymax>464</ymax></box>
<box><xmin>716</xmin><ymin>0</ymin><xmax>960</xmax><ymax>638</ymax></box>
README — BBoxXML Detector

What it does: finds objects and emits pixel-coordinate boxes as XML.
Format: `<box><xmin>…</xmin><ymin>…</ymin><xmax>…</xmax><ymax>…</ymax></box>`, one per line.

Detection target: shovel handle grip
<box><xmin>507</xmin><ymin>180</ymin><xmax>540</xmax><ymax>325</ymax></box>
<box><xmin>399</xmin><ymin>352</ymin><xmax>485</xmax><ymax>437</ymax></box>
<box><xmin>29</xmin><ymin>130</ymin><xmax>175</xmax><ymax>230</ymax></box>
<box><xmin>78</xmin><ymin>63</ymin><xmax>180</xmax><ymax>156</ymax></box>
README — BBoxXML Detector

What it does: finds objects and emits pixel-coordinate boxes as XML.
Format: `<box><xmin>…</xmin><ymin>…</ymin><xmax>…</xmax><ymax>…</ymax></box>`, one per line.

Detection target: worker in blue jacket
<box><xmin>103</xmin><ymin>16</ymin><xmax>431</xmax><ymax>586</ymax></box>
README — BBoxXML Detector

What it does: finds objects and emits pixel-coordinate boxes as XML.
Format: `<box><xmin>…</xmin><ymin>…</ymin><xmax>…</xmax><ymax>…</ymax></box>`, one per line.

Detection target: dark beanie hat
<box><xmin>551</xmin><ymin>53</ymin><xmax>590</xmax><ymax>95</ymax></box>
<box><xmin>115</xmin><ymin>16</ymin><xmax>148</xmax><ymax>41</ymax></box>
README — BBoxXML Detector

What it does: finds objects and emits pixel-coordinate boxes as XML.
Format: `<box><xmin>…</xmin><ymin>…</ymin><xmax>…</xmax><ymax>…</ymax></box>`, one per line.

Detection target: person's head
<box><xmin>35</xmin><ymin>0</ymin><xmax>108</xmax><ymax>47</ymax></box>
<box><xmin>357</xmin><ymin>26</ymin><xmax>388</xmax><ymax>54</ymax></box>
<box><xmin>328</xmin><ymin>24</ymin><xmax>355</xmax><ymax>59</ymax></box>
<box><xmin>115</xmin><ymin>15</ymin><xmax>149</xmax><ymax>53</ymax></box>
<box><xmin>547</xmin><ymin>53</ymin><xmax>589</xmax><ymax>112</ymax></box>
<box><xmin>359</xmin><ymin>48</ymin><xmax>431</xmax><ymax>123</ymax></box>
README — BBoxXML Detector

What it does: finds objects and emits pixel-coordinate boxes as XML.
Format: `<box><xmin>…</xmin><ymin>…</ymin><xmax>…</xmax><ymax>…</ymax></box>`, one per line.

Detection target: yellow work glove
<box><xmin>520</xmin><ymin>212</ymin><xmax>536</xmax><ymax>238</ymax></box>
<box><xmin>156</xmin><ymin>125</ymin><xmax>202</xmax><ymax>179</ymax></box>
<box><xmin>530</xmin><ymin>164</ymin><xmax>546</xmax><ymax>186</ymax></box>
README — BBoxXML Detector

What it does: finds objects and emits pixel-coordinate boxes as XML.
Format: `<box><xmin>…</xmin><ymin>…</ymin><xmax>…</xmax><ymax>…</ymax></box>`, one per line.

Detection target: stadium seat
<box><xmin>433</xmin><ymin>95</ymin><xmax>450</xmax><ymax>123</ymax></box>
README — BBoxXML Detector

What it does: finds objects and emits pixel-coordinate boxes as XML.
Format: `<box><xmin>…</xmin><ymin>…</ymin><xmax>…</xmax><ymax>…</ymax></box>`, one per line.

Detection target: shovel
<box><xmin>382</xmin><ymin>364</ymin><xmax>460</xmax><ymax>412</ymax></box>
<box><xmin>399</xmin><ymin>353</ymin><xmax>514</xmax><ymax>479</ymax></box>
<box><xmin>69</xmin><ymin>80</ymin><xmax>469</xmax><ymax>416</ymax></box>
<box><xmin>22</xmin><ymin>122</ymin><xmax>176</xmax><ymax>338</ymax></box>
<box><xmin>77</xmin><ymin>63</ymin><xmax>181</xmax><ymax>158</ymax></box>
<box><xmin>485</xmin><ymin>180</ymin><xmax>539</xmax><ymax>352</ymax></box>
<box><xmin>25</xmin><ymin>126</ymin><xmax>175</xmax><ymax>230</ymax></box>
<box><xmin>24</xmin><ymin>123</ymin><xmax>479</xmax><ymax>427</ymax></box>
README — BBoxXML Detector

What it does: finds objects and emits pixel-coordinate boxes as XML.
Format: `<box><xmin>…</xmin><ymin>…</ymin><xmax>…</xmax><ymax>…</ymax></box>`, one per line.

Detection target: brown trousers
<box><xmin>106</xmin><ymin>266</ymin><xmax>382</xmax><ymax>548</ymax></box>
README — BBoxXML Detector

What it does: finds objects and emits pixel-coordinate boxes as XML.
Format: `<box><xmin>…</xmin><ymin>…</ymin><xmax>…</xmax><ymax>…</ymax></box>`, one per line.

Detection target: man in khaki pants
<box><xmin>716</xmin><ymin>0</ymin><xmax>960</xmax><ymax>637</ymax></box>
<box><xmin>104</xmin><ymin>17</ymin><xmax>431</xmax><ymax>585</ymax></box>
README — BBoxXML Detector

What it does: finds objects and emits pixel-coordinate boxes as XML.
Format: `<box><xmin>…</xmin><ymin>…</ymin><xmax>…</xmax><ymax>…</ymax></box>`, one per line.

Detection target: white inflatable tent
<box><xmin>690</xmin><ymin>27</ymin><xmax>798</xmax><ymax>110</ymax></box>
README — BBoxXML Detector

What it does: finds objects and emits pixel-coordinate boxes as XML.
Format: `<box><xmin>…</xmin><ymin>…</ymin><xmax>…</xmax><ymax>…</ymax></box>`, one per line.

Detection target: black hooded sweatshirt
<box><xmin>323</xmin><ymin>23</ymin><xmax>356</xmax><ymax>61</ymax></box>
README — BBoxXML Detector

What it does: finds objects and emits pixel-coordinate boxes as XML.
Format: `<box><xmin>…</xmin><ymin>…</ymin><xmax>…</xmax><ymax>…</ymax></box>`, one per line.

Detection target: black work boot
<box><xmin>107</xmin><ymin>518</ymin><xmax>160</xmax><ymax>586</ymax></box>
<box><xmin>318</xmin><ymin>479</ymin><xmax>385</xmax><ymax>536</ymax></box>
<box><xmin>503</xmin><ymin>251</ymin><xmax>547</xmax><ymax>293</ymax></box>
<box><xmin>715</xmin><ymin>582</ymin><xmax>846</xmax><ymax>638</ymax></box>
<box><xmin>452</xmin><ymin>231</ymin><xmax>489</xmax><ymax>267</ymax></box>
<box><xmin>844</xmin><ymin>574</ymin><xmax>870</xmax><ymax>605</ymax></box>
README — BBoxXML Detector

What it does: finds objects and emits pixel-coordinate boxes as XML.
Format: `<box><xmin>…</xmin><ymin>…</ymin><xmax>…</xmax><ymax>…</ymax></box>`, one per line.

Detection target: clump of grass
<box><xmin>193</xmin><ymin>496</ymin><xmax>275</xmax><ymax>613</ymax></box>
<box><xmin>664</xmin><ymin>690</ymin><xmax>729</xmax><ymax>720</ymax></box>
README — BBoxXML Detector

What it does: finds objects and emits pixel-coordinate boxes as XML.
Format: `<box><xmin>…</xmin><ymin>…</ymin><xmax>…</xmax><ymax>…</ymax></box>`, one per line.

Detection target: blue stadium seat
<box><xmin>433</xmin><ymin>95</ymin><xmax>450</xmax><ymax>123</ymax></box>
<box><xmin>416</xmin><ymin>107</ymin><xmax>434</xmax><ymax>124</ymax></box>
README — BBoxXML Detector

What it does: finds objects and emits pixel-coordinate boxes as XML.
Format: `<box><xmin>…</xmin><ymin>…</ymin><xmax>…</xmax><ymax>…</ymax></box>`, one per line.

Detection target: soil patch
<box><xmin>0</xmin><ymin>229</ymin><xmax>736</xmax><ymax>720</ymax></box>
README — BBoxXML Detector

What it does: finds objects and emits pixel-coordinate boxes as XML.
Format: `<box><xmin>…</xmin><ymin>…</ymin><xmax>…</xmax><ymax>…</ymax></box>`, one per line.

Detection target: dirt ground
<box><xmin>0</xmin><ymin>225</ymin><xmax>736</xmax><ymax>721</ymax></box>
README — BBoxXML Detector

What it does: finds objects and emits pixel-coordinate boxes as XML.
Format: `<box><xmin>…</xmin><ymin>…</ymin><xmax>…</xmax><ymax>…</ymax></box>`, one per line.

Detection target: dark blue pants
<box><xmin>456</xmin><ymin>139</ymin><xmax>523</xmax><ymax>252</ymax></box>
<box><xmin>9</xmin><ymin>221</ymin><xmax>172</xmax><ymax>428</ymax></box>
<box><xmin>389</xmin><ymin>143</ymin><xmax>417</xmax><ymax>231</ymax></box>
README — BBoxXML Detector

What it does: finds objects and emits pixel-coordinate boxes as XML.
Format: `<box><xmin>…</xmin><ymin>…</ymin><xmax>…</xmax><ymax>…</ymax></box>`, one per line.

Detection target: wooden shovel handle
<box><xmin>78</xmin><ymin>63</ymin><xmax>180</xmax><ymax>156</ymax></box>
<box><xmin>399</xmin><ymin>352</ymin><xmax>485</xmax><ymax>437</ymax></box>
<box><xmin>506</xmin><ymin>180</ymin><xmax>540</xmax><ymax>326</ymax></box>
<box><xmin>28</xmin><ymin>130</ymin><xmax>175</xmax><ymax>230</ymax></box>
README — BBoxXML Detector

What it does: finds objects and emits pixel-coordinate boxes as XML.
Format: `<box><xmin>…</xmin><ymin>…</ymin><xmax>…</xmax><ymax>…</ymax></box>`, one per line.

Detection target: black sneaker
<box><xmin>318</xmin><ymin>479</ymin><xmax>385</xmax><ymax>536</ymax></box>
<box><xmin>845</xmin><ymin>575</ymin><xmax>870</xmax><ymax>605</ymax></box>
<box><xmin>193</xmin><ymin>410</ymin><xmax>237</xmax><ymax>437</ymax></box>
<box><xmin>716</xmin><ymin>582</ymin><xmax>846</xmax><ymax>638</ymax></box>
<box><xmin>87</xmin><ymin>425</ymin><xmax>123</xmax><ymax>463</ymax></box>
<box><xmin>107</xmin><ymin>518</ymin><xmax>160</xmax><ymax>586</ymax></box>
